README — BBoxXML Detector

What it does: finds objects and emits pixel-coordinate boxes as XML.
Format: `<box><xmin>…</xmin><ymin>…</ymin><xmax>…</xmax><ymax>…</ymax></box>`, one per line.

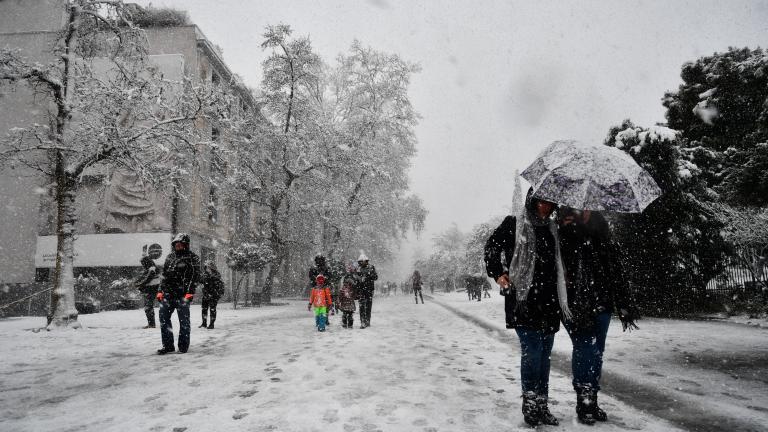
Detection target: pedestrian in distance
<box><xmin>308</xmin><ymin>274</ymin><xmax>333</xmax><ymax>332</ymax></box>
<box><xmin>134</xmin><ymin>255</ymin><xmax>161</xmax><ymax>329</ymax></box>
<box><xmin>309</xmin><ymin>254</ymin><xmax>333</xmax><ymax>326</ymax></box>
<box><xmin>558</xmin><ymin>207</ymin><xmax>639</xmax><ymax>425</ymax></box>
<box><xmin>200</xmin><ymin>260</ymin><xmax>225</xmax><ymax>330</ymax></box>
<box><xmin>338</xmin><ymin>269</ymin><xmax>357</xmax><ymax>329</ymax></box>
<box><xmin>355</xmin><ymin>253</ymin><xmax>378</xmax><ymax>328</ymax></box>
<box><xmin>412</xmin><ymin>270</ymin><xmax>424</xmax><ymax>304</ymax></box>
<box><xmin>156</xmin><ymin>233</ymin><xmax>200</xmax><ymax>355</ymax></box>
<box><xmin>482</xmin><ymin>277</ymin><xmax>492</xmax><ymax>298</ymax></box>
<box><xmin>484</xmin><ymin>188</ymin><xmax>572</xmax><ymax>427</ymax></box>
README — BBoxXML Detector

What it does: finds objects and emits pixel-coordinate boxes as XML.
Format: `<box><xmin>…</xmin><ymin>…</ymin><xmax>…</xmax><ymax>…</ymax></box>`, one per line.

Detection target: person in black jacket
<box><xmin>200</xmin><ymin>260</ymin><xmax>225</xmax><ymax>330</ymax></box>
<box><xmin>134</xmin><ymin>256</ymin><xmax>161</xmax><ymax>328</ymax></box>
<box><xmin>412</xmin><ymin>270</ymin><xmax>424</xmax><ymax>304</ymax></box>
<box><xmin>484</xmin><ymin>188</ymin><xmax>567</xmax><ymax>427</ymax></box>
<box><xmin>355</xmin><ymin>253</ymin><xmax>378</xmax><ymax>328</ymax></box>
<box><xmin>157</xmin><ymin>233</ymin><xmax>200</xmax><ymax>355</ymax></box>
<box><xmin>558</xmin><ymin>208</ymin><xmax>638</xmax><ymax>424</ymax></box>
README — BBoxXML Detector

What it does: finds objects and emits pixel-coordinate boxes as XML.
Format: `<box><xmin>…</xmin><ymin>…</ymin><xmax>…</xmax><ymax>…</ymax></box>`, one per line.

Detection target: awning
<box><xmin>35</xmin><ymin>233</ymin><xmax>172</xmax><ymax>268</ymax></box>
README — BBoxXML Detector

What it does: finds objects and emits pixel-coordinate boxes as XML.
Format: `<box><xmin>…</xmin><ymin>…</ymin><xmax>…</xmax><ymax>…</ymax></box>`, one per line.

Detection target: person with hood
<box><xmin>134</xmin><ymin>255</ymin><xmax>161</xmax><ymax>328</ymax></box>
<box><xmin>338</xmin><ymin>265</ymin><xmax>358</xmax><ymax>328</ymax></box>
<box><xmin>157</xmin><ymin>233</ymin><xmax>200</xmax><ymax>355</ymax></box>
<box><xmin>558</xmin><ymin>208</ymin><xmax>638</xmax><ymax>424</ymax></box>
<box><xmin>484</xmin><ymin>188</ymin><xmax>571</xmax><ymax>427</ymax></box>
<box><xmin>200</xmin><ymin>260</ymin><xmax>225</xmax><ymax>329</ymax></box>
<box><xmin>309</xmin><ymin>254</ymin><xmax>334</xmax><ymax>324</ymax></box>
<box><xmin>355</xmin><ymin>253</ymin><xmax>378</xmax><ymax>328</ymax></box>
<box><xmin>412</xmin><ymin>270</ymin><xmax>424</xmax><ymax>304</ymax></box>
<box><xmin>308</xmin><ymin>274</ymin><xmax>333</xmax><ymax>332</ymax></box>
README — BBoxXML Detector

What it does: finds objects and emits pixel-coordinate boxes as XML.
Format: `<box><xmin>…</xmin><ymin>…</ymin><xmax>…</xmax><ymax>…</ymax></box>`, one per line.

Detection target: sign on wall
<box><xmin>35</xmin><ymin>233</ymin><xmax>172</xmax><ymax>268</ymax></box>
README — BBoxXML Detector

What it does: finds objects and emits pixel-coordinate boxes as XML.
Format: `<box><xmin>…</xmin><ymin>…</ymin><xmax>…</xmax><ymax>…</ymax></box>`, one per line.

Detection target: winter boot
<box><xmin>576</xmin><ymin>390</ymin><xmax>596</xmax><ymax>425</ymax></box>
<box><xmin>199</xmin><ymin>319</ymin><xmax>207</xmax><ymax>328</ymax></box>
<box><xmin>593</xmin><ymin>392</ymin><xmax>607</xmax><ymax>421</ymax></box>
<box><xmin>536</xmin><ymin>396</ymin><xmax>559</xmax><ymax>426</ymax></box>
<box><xmin>207</xmin><ymin>321</ymin><xmax>215</xmax><ymax>329</ymax></box>
<box><xmin>521</xmin><ymin>392</ymin><xmax>540</xmax><ymax>426</ymax></box>
<box><xmin>157</xmin><ymin>347</ymin><xmax>175</xmax><ymax>355</ymax></box>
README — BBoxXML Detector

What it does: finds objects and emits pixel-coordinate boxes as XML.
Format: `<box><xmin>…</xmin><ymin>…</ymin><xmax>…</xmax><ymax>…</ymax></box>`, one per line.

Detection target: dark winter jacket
<box><xmin>338</xmin><ymin>277</ymin><xmax>357</xmax><ymax>312</ymax></box>
<box><xmin>135</xmin><ymin>256</ymin><xmax>161</xmax><ymax>295</ymax></box>
<box><xmin>484</xmin><ymin>199</ymin><xmax>562</xmax><ymax>334</ymax></box>
<box><xmin>201</xmin><ymin>269</ymin><xmax>225</xmax><ymax>301</ymax></box>
<box><xmin>558</xmin><ymin>211</ymin><xmax>635</xmax><ymax>331</ymax></box>
<box><xmin>355</xmin><ymin>264</ymin><xmax>378</xmax><ymax>297</ymax></box>
<box><xmin>160</xmin><ymin>250</ymin><xmax>201</xmax><ymax>300</ymax></box>
<box><xmin>412</xmin><ymin>271</ymin><xmax>423</xmax><ymax>291</ymax></box>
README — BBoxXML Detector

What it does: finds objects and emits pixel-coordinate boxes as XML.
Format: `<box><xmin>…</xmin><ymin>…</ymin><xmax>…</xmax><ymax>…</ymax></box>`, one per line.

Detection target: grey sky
<box><xmin>136</xmin><ymin>0</ymin><xmax>767</xmax><ymax>277</ymax></box>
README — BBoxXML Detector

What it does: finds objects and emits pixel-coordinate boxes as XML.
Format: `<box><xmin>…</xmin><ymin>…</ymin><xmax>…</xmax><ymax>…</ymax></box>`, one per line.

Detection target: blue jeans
<box><xmin>159</xmin><ymin>298</ymin><xmax>191</xmax><ymax>352</ymax></box>
<box><xmin>515</xmin><ymin>327</ymin><xmax>555</xmax><ymax>396</ymax></box>
<box><xmin>563</xmin><ymin>311</ymin><xmax>611</xmax><ymax>391</ymax></box>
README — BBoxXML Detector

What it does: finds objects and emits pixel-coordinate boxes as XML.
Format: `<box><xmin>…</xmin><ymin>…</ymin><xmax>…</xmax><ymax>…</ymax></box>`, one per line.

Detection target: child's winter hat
<box><xmin>315</xmin><ymin>274</ymin><xmax>326</xmax><ymax>286</ymax></box>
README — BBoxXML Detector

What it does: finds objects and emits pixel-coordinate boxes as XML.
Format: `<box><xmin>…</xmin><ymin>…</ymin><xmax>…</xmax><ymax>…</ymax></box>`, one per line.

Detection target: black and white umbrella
<box><xmin>521</xmin><ymin>140</ymin><xmax>662</xmax><ymax>213</ymax></box>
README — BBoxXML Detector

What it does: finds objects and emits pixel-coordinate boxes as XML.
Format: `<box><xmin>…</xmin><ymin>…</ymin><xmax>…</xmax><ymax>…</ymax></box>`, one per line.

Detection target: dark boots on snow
<box><xmin>207</xmin><ymin>321</ymin><xmax>215</xmax><ymax>329</ymax></box>
<box><xmin>576</xmin><ymin>390</ymin><xmax>596</xmax><ymax>425</ymax></box>
<box><xmin>199</xmin><ymin>319</ymin><xmax>207</xmax><ymax>328</ymax></box>
<box><xmin>521</xmin><ymin>392</ymin><xmax>540</xmax><ymax>426</ymax></box>
<box><xmin>593</xmin><ymin>392</ymin><xmax>607</xmax><ymax>421</ymax></box>
<box><xmin>537</xmin><ymin>396</ymin><xmax>559</xmax><ymax>426</ymax></box>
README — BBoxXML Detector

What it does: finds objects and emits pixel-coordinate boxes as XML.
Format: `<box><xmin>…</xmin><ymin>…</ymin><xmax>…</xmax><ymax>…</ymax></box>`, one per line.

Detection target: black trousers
<box><xmin>142</xmin><ymin>291</ymin><xmax>156</xmax><ymax>326</ymax></box>
<box><xmin>342</xmin><ymin>311</ymin><xmax>354</xmax><ymax>327</ymax></box>
<box><xmin>201</xmin><ymin>298</ymin><xmax>219</xmax><ymax>323</ymax></box>
<box><xmin>414</xmin><ymin>288</ymin><xmax>424</xmax><ymax>304</ymax></box>
<box><xmin>359</xmin><ymin>295</ymin><xmax>373</xmax><ymax>326</ymax></box>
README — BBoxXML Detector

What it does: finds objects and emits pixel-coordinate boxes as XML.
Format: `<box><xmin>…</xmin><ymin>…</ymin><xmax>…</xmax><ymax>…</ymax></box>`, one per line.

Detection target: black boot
<box><xmin>199</xmin><ymin>319</ymin><xmax>207</xmax><ymax>328</ymax></box>
<box><xmin>522</xmin><ymin>392</ymin><xmax>540</xmax><ymax>426</ymax></box>
<box><xmin>207</xmin><ymin>321</ymin><xmax>215</xmax><ymax>329</ymax></box>
<box><xmin>576</xmin><ymin>390</ymin><xmax>596</xmax><ymax>425</ymax></box>
<box><xmin>157</xmin><ymin>347</ymin><xmax>175</xmax><ymax>355</ymax></box>
<box><xmin>593</xmin><ymin>392</ymin><xmax>607</xmax><ymax>421</ymax></box>
<box><xmin>537</xmin><ymin>396</ymin><xmax>559</xmax><ymax>426</ymax></box>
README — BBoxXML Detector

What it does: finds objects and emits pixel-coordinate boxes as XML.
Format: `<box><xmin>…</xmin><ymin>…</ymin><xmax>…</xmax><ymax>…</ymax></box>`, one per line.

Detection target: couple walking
<box><xmin>485</xmin><ymin>188</ymin><xmax>638</xmax><ymax>426</ymax></box>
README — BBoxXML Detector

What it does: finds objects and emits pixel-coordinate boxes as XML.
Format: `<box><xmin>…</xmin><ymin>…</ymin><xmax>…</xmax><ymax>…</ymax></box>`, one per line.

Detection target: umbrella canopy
<box><xmin>521</xmin><ymin>140</ymin><xmax>662</xmax><ymax>213</ymax></box>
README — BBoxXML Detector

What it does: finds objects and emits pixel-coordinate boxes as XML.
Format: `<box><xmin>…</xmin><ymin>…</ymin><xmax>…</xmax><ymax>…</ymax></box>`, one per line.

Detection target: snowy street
<box><xmin>0</xmin><ymin>296</ymin><xmax>688</xmax><ymax>432</ymax></box>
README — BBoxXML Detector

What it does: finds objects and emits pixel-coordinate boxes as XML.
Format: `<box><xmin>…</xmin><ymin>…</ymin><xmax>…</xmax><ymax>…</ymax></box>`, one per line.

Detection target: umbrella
<box><xmin>521</xmin><ymin>140</ymin><xmax>661</xmax><ymax>213</ymax></box>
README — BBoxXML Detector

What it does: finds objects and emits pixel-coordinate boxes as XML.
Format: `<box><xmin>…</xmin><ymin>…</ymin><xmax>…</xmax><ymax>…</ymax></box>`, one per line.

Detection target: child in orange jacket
<box><xmin>308</xmin><ymin>274</ymin><xmax>333</xmax><ymax>332</ymax></box>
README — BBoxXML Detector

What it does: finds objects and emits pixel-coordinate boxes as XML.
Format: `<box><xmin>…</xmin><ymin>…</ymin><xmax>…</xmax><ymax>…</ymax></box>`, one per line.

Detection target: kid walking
<box><xmin>338</xmin><ymin>272</ymin><xmax>357</xmax><ymax>328</ymax></box>
<box><xmin>308</xmin><ymin>274</ymin><xmax>333</xmax><ymax>332</ymax></box>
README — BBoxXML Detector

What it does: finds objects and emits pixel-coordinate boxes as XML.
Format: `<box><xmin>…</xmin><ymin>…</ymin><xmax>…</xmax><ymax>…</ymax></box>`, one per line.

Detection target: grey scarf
<box><xmin>508</xmin><ymin>205</ymin><xmax>572</xmax><ymax>321</ymax></box>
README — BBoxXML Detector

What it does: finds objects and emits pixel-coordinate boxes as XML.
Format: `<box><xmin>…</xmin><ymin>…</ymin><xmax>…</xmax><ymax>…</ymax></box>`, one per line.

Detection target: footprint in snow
<box><xmin>233</xmin><ymin>409</ymin><xmax>249</xmax><ymax>420</ymax></box>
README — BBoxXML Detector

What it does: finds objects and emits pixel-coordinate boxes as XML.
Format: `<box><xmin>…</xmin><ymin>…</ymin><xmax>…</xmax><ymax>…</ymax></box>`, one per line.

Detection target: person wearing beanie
<box><xmin>157</xmin><ymin>233</ymin><xmax>200</xmax><ymax>355</ymax></box>
<box><xmin>354</xmin><ymin>253</ymin><xmax>378</xmax><ymax>328</ymax></box>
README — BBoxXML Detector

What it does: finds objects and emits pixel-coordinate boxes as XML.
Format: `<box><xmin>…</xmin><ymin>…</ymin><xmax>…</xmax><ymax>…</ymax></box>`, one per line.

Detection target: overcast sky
<box><xmin>136</xmin><ymin>0</ymin><xmax>767</xmax><ymax>278</ymax></box>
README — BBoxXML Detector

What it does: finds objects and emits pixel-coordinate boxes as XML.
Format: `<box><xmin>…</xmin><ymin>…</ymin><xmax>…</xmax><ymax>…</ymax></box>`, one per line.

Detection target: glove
<box><xmin>156</xmin><ymin>292</ymin><xmax>164</xmax><ymax>301</ymax></box>
<box><xmin>184</xmin><ymin>293</ymin><xmax>194</xmax><ymax>302</ymax></box>
<box><xmin>619</xmin><ymin>308</ymin><xmax>639</xmax><ymax>332</ymax></box>
<box><xmin>307</xmin><ymin>303</ymin><xmax>312</xmax><ymax>311</ymax></box>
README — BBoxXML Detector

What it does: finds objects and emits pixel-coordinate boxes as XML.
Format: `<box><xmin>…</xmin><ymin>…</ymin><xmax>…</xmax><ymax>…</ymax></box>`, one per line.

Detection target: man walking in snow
<box><xmin>134</xmin><ymin>255</ymin><xmax>161</xmax><ymax>328</ymax></box>
<box><xmin>156</xmin><ymin>233</ymin><xmax>200</xmax><ymax>354</ymax></box>
<box><xmin>355</xmin><ymin>253</ymin><xmax>378</xmax><ymax>328</ymax></box>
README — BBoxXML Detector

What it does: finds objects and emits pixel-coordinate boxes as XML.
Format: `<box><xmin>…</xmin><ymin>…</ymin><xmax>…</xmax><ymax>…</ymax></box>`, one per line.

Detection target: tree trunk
<box><xmin>47</xmin><ymin>155</ymin><xmax>80</xmax><ymax>329</ymax></box>
<box><xmin>262</xmin><ymin>259</ymin><xmax>281</xmax><ymax>304</ymax></box>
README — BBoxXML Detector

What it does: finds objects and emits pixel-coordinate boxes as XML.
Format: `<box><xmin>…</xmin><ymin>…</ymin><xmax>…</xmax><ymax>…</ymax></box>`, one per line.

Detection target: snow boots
<box><xmin>576</xmin><ymin>390</ymin><xmax>596</xmax><ymax>425</ymax></box>
<box><xmin>199</xmin><ymin>319</ymin><xmax>207</xmax><ymax>328</ymax></box>
<box><xmin>537</xmin><ymin>396</ymin><xmax>559</xmax><ymax>426</ymax></box>
<box><xmin>522</xmin><ymin>392</ymin><xmax>540</xmax><ymax>426</ymax></box>
<box><xmin>207</xmin><ymin>321</ymin><xmax>215</xmax><ymax>329</ymax></box>
<box><xmin>593</xmin><ymin>392</ymin><xmax>607</xmax><ymax>421</ymax></box>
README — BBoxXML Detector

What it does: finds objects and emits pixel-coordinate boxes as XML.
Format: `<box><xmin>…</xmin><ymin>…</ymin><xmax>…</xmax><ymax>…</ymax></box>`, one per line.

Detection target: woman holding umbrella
<box><xmin>558</xmin><ymin>208</ymin><xmax>638</xmax><ymax>424</ymax></box>
<box><xmin>519</xmin><ymin>139</ymin><xmax>656</xmax><ymax>425</ymax></box>
<box><xmin>485</xmin><ymin>188</ymin><xmax>572</xmax><ymax>427</ymax></box>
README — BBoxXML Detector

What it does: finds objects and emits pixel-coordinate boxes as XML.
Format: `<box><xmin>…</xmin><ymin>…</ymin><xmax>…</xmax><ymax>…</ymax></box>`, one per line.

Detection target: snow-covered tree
<box><xmin>663</xmin><ymin>47</ymin><xmax>768</xmax><ymax>206</ymax></box>
<box><xmin>0</xmin><ymin>1</ymin><xmax>218</xmax><ymax>328</ymax></box>
<box><xmin>604</xmin><ymin>120</ymin><xmax>729</xmax><ymax>315</ymax></box>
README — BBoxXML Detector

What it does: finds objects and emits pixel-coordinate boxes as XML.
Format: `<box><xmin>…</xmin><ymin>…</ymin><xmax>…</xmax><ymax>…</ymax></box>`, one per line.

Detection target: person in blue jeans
<box><xmin>558</xmin><ymin>208</ymin><xmax>638</xmax><ymax>424</ymax></box>
<box><xmin>485</xmin><ymin>189</ymin><xmax>573</xmax><ymax>427</ymax></box>
<box><xmin>156</xmin><ymin>233</ymin><xmax>200</xmax><ymax>355</ymax></box>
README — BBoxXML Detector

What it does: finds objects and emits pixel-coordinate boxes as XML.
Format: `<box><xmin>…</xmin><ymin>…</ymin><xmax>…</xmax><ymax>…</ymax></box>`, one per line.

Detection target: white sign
<box><xmin>35</xmin><ymin>233</ymin><xmax>172</xmax><ymax>268</ymax></box>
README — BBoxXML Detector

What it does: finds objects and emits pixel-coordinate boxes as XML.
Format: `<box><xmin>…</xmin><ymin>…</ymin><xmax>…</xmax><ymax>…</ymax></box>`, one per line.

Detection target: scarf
<box><xmin>508</xmin><ymin>204</ymin><xmax>573</xmax><ymax>321</ymax></box>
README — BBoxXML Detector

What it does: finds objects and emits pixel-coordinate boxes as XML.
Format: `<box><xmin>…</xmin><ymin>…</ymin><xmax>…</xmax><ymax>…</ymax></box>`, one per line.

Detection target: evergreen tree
<box><xmin>663</xmin><ymin>47</ymin><xmax>768</xmax><ymax>206</ymax></box>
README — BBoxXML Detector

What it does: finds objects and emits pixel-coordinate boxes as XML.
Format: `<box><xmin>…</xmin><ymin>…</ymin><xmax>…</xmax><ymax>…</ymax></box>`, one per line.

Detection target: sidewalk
<box><xmin>431</xmin><ymin>292</ymin><xmax>768</xmax><ymax>432</ymax></box>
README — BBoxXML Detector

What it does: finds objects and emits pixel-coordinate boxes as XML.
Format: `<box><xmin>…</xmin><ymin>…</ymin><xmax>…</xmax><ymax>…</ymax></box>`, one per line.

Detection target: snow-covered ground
<box><xmin>434</xmin><ymin>292</ymin><xmax>768</xmax><ymax>432</ymax></box>
<box><xmin>0</xmin><ymin>297</ymin><xmax>686</xmax><ymax>432</ymax></box>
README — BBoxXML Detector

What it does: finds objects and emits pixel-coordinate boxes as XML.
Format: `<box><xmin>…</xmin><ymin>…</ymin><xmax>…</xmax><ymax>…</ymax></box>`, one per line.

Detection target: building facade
<box><xmin>0</xmin><ymin>2</ymin><xmax>257</xmax><ymax>314</ymax></box>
